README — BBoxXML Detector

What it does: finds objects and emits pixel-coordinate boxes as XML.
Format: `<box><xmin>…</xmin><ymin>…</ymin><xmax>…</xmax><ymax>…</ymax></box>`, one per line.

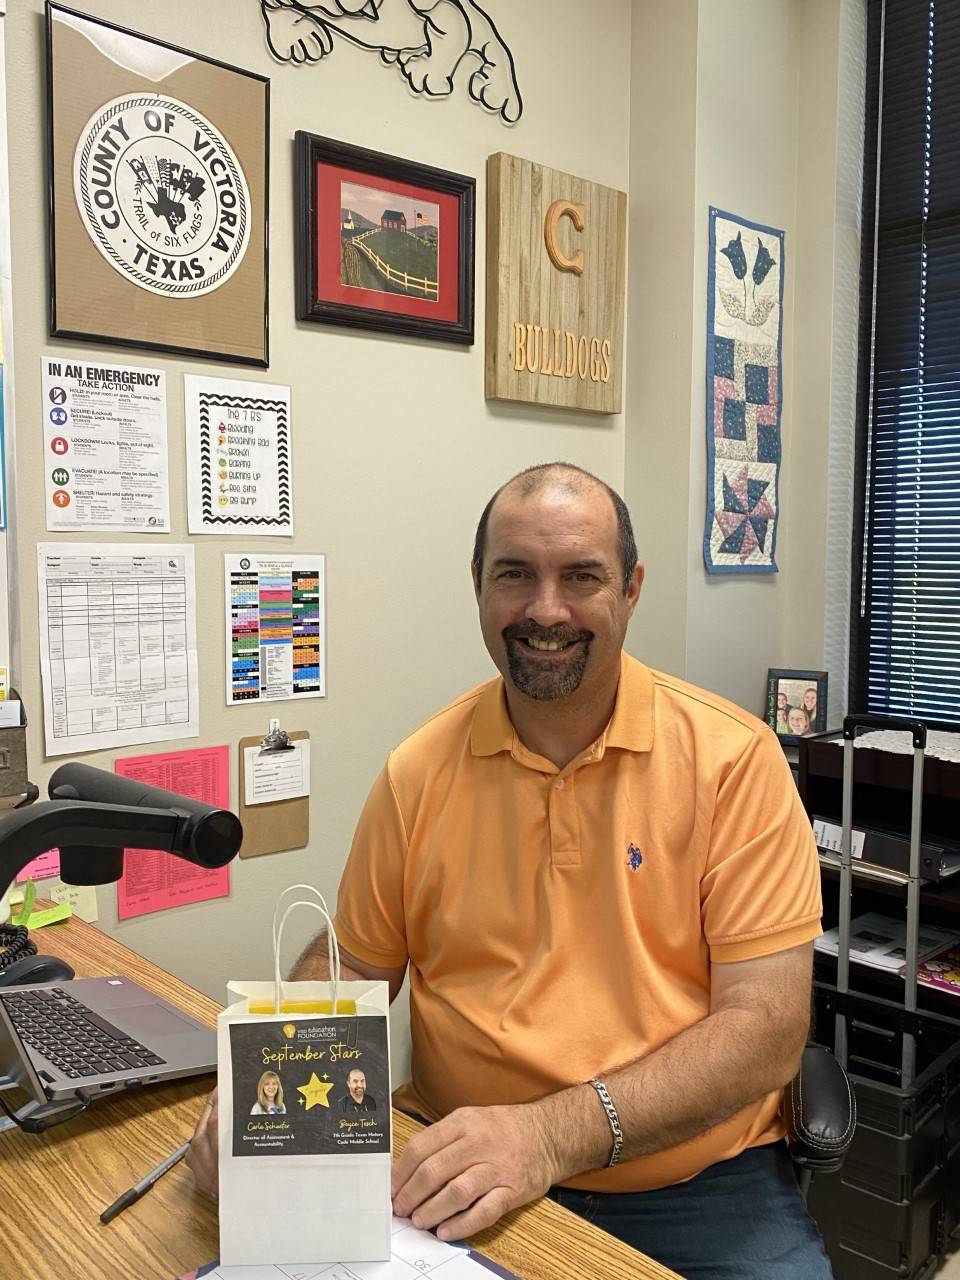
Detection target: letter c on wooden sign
<box><xmin>544</xmin><ymin>200</ymin><xmax>585</xmax><ymax>276</ymax></box>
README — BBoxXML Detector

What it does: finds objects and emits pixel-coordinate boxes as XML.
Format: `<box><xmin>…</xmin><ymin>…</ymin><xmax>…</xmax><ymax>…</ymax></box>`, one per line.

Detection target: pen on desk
<box><xmin>99</xmin><ymin>1140</ymin><xmax>192</xmax><ymax>1225</ymax></box>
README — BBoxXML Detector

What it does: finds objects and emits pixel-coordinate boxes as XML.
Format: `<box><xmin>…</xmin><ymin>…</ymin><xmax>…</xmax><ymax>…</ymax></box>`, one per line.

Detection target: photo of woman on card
<box><xmin>251</xmin><ymin>1070</ymin><xmax>286</xmax><ymax>1114</ymax></box>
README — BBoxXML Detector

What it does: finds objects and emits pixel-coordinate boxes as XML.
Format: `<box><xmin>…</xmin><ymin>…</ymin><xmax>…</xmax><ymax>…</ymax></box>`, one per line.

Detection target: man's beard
<box><xmin>503</xmin><ymin>622</ymin><xmax>593</xmax><ymax>700</ymax></box>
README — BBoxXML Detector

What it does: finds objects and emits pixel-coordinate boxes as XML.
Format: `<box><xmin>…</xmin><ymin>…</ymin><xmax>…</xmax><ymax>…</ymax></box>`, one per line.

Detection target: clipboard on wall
<box><xmin>237</xmin><ymin>730</ymin><xmax>309</xmax><ymax>858</ymax></box>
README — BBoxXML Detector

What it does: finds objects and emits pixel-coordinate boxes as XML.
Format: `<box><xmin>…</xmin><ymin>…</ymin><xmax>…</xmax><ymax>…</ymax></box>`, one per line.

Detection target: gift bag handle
<box><xmin>271</xmin><ymin>884</ymin><xmax>335</xmax><ymax>965</ymax></box>
<box><xmin>272</xmin><ymin>886</ymin><xmax>341</xmax><ymax>1015</ymax></box>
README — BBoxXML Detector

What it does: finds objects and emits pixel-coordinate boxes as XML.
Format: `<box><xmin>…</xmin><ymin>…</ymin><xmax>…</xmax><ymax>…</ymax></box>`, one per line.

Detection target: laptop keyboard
<box><xmin>0</xmin><ymin>987</ymin><xmax>167</xmax><ymax>1079</ymax></box>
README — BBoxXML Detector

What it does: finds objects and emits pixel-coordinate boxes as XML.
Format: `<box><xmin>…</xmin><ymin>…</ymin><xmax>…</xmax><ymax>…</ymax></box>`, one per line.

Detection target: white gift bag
<box><xmin>218</xmin><ymin>887</ymin><xmax>392</xmax><ymax>1265</ymax></box>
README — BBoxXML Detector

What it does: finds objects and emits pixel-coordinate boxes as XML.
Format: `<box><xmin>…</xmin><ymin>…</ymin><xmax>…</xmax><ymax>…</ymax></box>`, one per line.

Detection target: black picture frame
<box><xmin>295</xmin><ymin>131</ymin><xmax>474</xmax><ymax>345</ymax></box>
<box><xmin>766</xmin><ymin>668</ymin><xmax>829</xmax><ymax>744</ymax></box>
<box><xmin>46</xmin><ymin>2</ymin><xmax>270</xmax><ymax>367</ymax></box>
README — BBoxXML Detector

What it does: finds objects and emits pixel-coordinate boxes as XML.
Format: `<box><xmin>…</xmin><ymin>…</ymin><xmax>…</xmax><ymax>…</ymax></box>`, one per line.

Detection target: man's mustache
<box><xmin>503</xmin><ymin>622</ymin><xmax>593</xmax><ymax>646</ymax></box>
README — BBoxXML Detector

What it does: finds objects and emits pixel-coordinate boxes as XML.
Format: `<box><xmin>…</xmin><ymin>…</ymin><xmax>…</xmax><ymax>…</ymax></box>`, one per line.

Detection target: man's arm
<box><xmin>292</xmin><ymin>932</ymin><xmax>408</xmax><ymax>1003</ymax></box>
<box><xmin>392</xmin><ymin>941</ymin><xmax>812</xmax><ymax>1240</ymax></box>
<box><xmin>186</xmin><ymin>934</ymin><xmax>406</xmax><ymax>1198</ymax></box>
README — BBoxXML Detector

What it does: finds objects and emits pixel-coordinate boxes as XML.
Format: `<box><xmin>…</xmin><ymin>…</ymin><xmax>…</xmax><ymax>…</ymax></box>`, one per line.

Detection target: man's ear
<box><xmin>625</xmin><ymin>562</ymin><xmax>644</xmax><ymax>616</ymax></box>
<box><xmin>472</xmin><ymin>563</ymin><xmax>482</xmax><ymax>602</ymax></box>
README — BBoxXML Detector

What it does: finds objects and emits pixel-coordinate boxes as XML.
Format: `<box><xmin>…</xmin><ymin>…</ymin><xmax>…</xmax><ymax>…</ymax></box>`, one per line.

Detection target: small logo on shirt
<box><xmin>626</xmin><ymin>843</ymin><xmax>643</xmax><ymax>872</ymax></box>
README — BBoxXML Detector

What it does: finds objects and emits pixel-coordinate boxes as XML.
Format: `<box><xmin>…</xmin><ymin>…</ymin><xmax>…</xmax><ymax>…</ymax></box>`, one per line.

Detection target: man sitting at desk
<box><xmin>190</xmin><ymin>463</ymin><xmax>829</xmax><ymax>1279</ymax></box>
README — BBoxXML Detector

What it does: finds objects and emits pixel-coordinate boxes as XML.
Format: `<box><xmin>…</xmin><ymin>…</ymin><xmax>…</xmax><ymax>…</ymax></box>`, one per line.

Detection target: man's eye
<box><xmin>572</xmin><ymin>572</ymin><xmax>599</xmax><ymax>583</ymax></box>
<box><xmin>497</xmin><ymin>570</ymin><xmax>524</xmax><ymax>580</ymax></box>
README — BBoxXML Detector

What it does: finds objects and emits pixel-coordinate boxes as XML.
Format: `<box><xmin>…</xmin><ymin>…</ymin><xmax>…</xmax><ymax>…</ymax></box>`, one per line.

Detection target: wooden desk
<box><xmin>0</xmin><ymin>915</ymin><xmax>681</xmax><ymax>1280</ymax></box>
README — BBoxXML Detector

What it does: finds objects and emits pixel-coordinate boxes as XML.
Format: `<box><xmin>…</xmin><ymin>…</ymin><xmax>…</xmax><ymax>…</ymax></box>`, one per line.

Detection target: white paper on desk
<box><xmin>37</xmin><ymin>543</ymin><xmax>199</xmax><ymax>756</ymax></box>
<box><xmin>204</xmin><ymin>1217</ymin><xmax>513</xmax><ymax>1279</ymax></box>
<box><xmin>243</xmin><ymin>742</ymin><xmax>310</xmax><ymax>806</ymax></box>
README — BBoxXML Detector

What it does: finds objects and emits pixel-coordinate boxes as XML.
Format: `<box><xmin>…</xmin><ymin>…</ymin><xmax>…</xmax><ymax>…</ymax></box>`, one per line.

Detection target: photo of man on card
<box><xmin>337</xmin><ymin>1068</ymin><xmax>376</xmax><ymax>1113</ymax></box>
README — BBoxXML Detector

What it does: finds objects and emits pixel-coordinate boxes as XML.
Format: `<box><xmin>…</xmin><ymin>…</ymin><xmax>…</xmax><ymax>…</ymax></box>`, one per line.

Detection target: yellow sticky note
<box><xmin>48</xmin><ymin>880</ymin><xmax>98</xmax><ymax>923</ymax></box>
<box><xmin>22</xmin><ymin>903</ymin><xmax>72</xmax><ymax>929</ymax></box>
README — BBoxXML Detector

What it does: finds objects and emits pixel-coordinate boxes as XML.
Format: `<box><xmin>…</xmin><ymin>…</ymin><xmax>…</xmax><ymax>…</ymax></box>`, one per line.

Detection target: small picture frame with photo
<box><xmin>766</xmin><ymin>668</ymin><xmax>828</xmax><ymax>744</ymax></box>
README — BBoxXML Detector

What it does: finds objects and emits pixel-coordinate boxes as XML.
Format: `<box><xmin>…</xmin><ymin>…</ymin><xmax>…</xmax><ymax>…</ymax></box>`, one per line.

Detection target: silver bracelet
<box><xmin>587</xmin><ymin>1077</ymin><xmax>623</xmax><ymax>1167</ymax></box>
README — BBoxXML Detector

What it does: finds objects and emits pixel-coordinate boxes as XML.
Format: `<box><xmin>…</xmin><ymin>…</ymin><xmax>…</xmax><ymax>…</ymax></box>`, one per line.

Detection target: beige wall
<box><xmin>3</xmin><ymin>2</ymin><xmax>859</xmax><ymax>1074</ymax></box>
<box><xmin>4</xmin><ymin>0</ymin><xmax>631</xmax><ymax>1023</ymax></box>
<box><xmin>626</xmin><ymin>0</ymin><xmax>857</xmax><ymax>720</ymax></box>
<box><xmin>623</xmin><ymin>0</ymin><xmax>699</xmax><ymax>678</ymax></box>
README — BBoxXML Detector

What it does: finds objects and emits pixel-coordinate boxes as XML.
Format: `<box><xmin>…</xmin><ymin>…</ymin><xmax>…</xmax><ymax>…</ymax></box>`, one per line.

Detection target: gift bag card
<box><xmin>229</xmin><ymin>1016</ymin><xmax>390</xmax><ymax>1158</ymax></box>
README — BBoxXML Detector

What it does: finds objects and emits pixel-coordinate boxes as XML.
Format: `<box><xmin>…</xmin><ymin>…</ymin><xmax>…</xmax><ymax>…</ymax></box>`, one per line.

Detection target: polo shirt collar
<box><xmin>470</xmin><ymin>679</ymin><xmax>514</xmax><ymax>756</ymax></box>
<box><xmin>470</xmin><ymin>653</ymin><xmax>655</xmax><ymax>757</ymax></box>
<box><xmin>604</xmin><ymin>653</ymin><xmax>655</xmax><ymax>752</ymax></box>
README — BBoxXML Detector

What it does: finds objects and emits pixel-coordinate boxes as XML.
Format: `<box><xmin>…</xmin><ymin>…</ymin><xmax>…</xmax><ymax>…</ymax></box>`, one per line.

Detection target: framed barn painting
<box><xmin>295</xmin><ymin>132</ymin><xmax>474</xmax><ymax>345</ymax></box>
<box><xmin>47</xmin><ymin>3</ymin><xmax>269</xmax><ymax>366</ymax></box>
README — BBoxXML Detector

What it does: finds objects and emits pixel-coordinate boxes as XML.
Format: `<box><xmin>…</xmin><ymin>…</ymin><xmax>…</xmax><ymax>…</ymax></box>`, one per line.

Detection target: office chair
<box><xmin>784</xmin><ymin>1043</ymin><xmax>856</xmax><ymax>1199</ymax></box>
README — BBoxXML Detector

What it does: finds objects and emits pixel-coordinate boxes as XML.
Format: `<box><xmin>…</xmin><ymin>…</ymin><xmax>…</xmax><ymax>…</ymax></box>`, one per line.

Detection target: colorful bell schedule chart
<box><xmin>225</xmin><ymin>554</ymin><xmax>325</xmax><ymax>704</ymax></box>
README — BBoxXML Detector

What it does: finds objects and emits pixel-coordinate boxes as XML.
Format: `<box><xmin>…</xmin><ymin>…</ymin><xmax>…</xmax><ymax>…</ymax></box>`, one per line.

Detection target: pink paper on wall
<box><xmin>115</xmin><ymin>746</ymin><xmax>231</xmax><ymax>921</ymax></box>
<box><xmin>17</xmin><ymin>849</ymin><xmax>60</xmax><ymax>883</ymax></box>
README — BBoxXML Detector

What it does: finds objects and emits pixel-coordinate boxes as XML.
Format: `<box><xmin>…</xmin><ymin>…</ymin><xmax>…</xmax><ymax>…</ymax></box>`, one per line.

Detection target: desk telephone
<box><xmin>0</xmin><ymin>924</ymin><xmax>75</xmax><ymax>986</ymax></box>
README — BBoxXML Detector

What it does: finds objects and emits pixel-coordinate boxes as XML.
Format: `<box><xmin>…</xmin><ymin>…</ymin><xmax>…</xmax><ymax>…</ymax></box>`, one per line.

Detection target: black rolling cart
<box><xmin>799</xmin><ymin>716</ymin><xmax>960</xmax><ymax>1280</ymax></box>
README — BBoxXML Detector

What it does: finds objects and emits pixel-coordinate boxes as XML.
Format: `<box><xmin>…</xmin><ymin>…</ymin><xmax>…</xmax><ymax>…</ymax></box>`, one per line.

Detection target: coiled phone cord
<box><xmin>0</xmin><ymin>924</ymin><xmax>37</xmax><ymax>970</ymax></box>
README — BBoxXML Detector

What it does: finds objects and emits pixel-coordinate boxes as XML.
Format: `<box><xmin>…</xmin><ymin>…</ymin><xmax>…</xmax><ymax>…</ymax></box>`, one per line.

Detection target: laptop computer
<box><xmin>0</xmin><ymin>976</ymin><xmax>216</xmax><ymax>1105</ymax></box>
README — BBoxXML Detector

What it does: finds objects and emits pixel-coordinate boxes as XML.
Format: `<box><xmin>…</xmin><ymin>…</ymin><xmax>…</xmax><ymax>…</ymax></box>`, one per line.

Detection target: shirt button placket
<box><xmin>549</xmin><ymin>773</ymin><xmax>580</xmax><ymax>866</ymax></box>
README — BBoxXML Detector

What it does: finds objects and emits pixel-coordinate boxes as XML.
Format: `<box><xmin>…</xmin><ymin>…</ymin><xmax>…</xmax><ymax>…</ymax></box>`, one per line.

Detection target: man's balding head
<box><xmin>472</xmin><ymin>464</ymin><xmax>638</xmax><ymax>594</ymax></box>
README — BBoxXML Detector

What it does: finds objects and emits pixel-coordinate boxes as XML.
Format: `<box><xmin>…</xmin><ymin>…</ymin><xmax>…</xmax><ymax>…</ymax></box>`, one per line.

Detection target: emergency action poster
<box><xmin>41</xmin><ymin>355</ymin><xmax>169</xmax><ymax>533</ymax></box>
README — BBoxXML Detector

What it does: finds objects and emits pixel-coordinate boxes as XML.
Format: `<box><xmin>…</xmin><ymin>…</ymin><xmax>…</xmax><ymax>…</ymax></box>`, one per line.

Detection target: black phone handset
<box><xmin>0</xmin><ymin>923</ymin><xmax>76</xmax><ymax>986</ymax></box>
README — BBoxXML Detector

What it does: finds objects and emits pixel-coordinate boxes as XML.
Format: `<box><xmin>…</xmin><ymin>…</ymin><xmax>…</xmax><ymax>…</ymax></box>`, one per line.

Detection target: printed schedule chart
<box><xmin>38</xmin><ymin>545</ymin><xmax>199</xmax><ymax>756</ymax></box>
<box><xmin>225</xmin><ymin>554</ymin><xmax>325</xmax><ymax>705</ymax></box>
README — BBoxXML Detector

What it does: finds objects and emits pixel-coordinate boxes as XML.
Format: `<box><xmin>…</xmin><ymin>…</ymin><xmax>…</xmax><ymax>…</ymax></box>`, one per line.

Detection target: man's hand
<box><xmin>391</xmin><ymin>1103</ymin><xmax>565</xmax><ymax>1241</ymax></box>
<box><xmin>186</xmin><ymin>1088</ymin><xmax>219</xmax><ymax>1201</ymax></box>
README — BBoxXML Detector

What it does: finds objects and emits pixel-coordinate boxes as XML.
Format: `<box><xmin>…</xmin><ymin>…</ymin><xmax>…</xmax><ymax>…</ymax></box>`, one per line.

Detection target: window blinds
<box><xmin>853</xmin><ymin>0</ymin><xmax>960</xmax><ymax>722</ymax></box>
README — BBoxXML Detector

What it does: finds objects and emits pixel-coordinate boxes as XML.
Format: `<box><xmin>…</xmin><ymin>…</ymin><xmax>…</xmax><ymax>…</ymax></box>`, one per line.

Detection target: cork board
<box><xmin>485</xmin><ymin>152</ymin><xmax>626</xmax><ymax>415</ymax></box>
<box><xmin>47</xmin><ymin>5</ymin><xmax>269</xmax><ymax>366</ymax></box>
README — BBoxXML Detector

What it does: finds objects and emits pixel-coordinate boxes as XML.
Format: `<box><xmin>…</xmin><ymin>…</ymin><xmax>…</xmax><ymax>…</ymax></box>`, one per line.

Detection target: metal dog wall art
<box><xmin>260</xmin><ymin>0</ymin><xmax>523</xmax><ymax>123</ymax></box>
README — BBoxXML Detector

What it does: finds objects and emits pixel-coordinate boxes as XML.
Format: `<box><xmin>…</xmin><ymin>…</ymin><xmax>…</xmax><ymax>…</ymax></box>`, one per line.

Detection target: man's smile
<box><xmin>515</xmin><ymin>636</ymin><xmax>583</xmax><ymax>654</ymax></box>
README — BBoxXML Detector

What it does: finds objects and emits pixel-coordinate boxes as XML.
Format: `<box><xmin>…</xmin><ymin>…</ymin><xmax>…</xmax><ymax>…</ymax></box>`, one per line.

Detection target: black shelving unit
<box><xmin>799</xmin><ymin>730</ymin><xmax>960</xmax><ymax>1279</ymax></box>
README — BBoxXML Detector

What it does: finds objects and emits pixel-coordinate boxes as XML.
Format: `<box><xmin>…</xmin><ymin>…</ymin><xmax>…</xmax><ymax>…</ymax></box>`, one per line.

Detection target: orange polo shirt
<box><xmin>334</xmin><ymin>654</ymin><xmax>822</xmax><ymax>1192</ymax></box>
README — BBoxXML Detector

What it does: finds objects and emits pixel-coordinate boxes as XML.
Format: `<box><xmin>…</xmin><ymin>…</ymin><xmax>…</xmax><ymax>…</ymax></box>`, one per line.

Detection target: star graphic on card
<box><xmin>297</xmin><ymin>1072</ymin><xmax>334</xmax><ymax>1111</ymax></box>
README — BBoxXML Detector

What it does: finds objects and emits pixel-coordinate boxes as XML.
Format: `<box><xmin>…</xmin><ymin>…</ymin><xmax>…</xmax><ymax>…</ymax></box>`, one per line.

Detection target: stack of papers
<box><xmin>177</xmin><ymin>1217</ymin><xmax>520</xmax><ymax>1279</ymax></box>
<box><xmin>815</xmin><ymin>912</ymin><xmax>960</xmax><ymax>974</ymax></box>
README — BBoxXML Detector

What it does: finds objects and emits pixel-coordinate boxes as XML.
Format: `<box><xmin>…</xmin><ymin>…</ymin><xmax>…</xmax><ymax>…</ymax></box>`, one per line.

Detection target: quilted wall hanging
<box><xmin>703</xmin><ymin>207</ymin><xmax>784</xmax><ymax>574</ymax></box>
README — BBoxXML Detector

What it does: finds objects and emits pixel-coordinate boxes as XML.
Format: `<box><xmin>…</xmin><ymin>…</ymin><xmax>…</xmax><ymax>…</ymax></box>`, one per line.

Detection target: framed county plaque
<box><xmin>46</xmin><ymin>4</ymin><xmax>269</xmax><ymax>367</ymax></box>
<box><xmin>485</xmin><ymin>152</ymin><xmax>626</xmax><ymax>414</ymax></box>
